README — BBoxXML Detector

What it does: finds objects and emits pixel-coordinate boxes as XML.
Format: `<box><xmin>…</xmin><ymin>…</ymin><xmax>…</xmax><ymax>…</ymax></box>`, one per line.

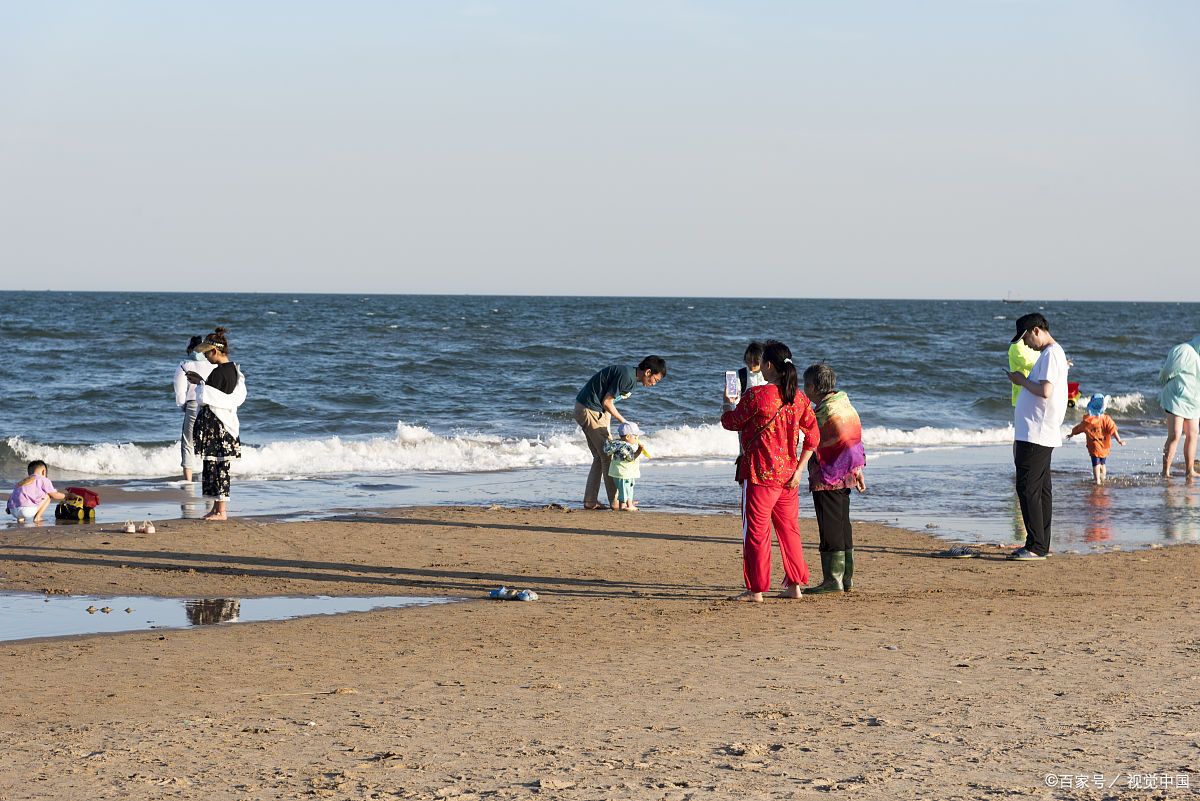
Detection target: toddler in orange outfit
<box><xmin>1067</xmin><ymin>394</ymin><xmax>1125</xmax><ymax>485</ymax></box>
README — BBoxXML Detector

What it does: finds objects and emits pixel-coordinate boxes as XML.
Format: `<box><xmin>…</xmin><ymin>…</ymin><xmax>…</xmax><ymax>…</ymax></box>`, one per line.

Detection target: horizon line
<box><xmin>1</xmin><ymin>289</ymin><xmax>1196</xmax><ymax>305</ymax></box>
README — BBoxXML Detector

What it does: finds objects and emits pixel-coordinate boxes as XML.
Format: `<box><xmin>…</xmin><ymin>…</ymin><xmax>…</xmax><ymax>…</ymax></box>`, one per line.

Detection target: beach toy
<box><xmin>1066</xmin><ymin>381</ymin><xmax>1083</xmax><ymax>409</ymax></box>
<box><xmin>54</xmin><ymin>487</ymin><xmax>100</xmax><ymax>522</ymax></box>
<box><xmin>67</xmin><ymin>487</ymin><xmax>101</xmax><ymax>508</ymax></box>
<box><xmin>123</xmin><ymin>521</ymin><xmax>137</xmax><ymax>534</ymax></box>
<box><xmin>639</xmin><ymin>442</ymin><xmax>651</xmax><ymax>459</ymax></box>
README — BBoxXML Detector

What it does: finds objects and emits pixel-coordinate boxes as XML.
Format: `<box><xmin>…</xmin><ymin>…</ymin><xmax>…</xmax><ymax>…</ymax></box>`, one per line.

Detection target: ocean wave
<box><xmin>862</xmin><ymin>425</ymin><xmax>1015</xmax><ymax>447</ymax></box>
<box><xmin>7</xmin><ymin>419</ymin><xmax>1032</xmax><ymax>482</ymax></box>
<box><xmin>4</xmin><ymin>420</ymin><xmax>1035</xmax><ymax>479</ymax></box>
<box><xmin>4</xmin><ymin>423</ymin><xmax>737</xmax><ymax>479</ymax></box>
<box><xmin>5</xmin><ymin>427</ymin><xmax>590</xmax><ymax>479</ymax></box>
<box><xmin>5</xmin><ymin>438</ymin><xmax>179</xmax><ymax>477</ymax></box>
<box><xmin>1106</xmin><ymin>392</ymin><xmax>1146</xmax><ymax>414</ymax></box>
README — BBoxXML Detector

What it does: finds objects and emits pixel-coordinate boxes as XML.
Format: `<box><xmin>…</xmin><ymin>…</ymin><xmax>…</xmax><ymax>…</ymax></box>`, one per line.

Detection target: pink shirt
<box><xmin>10</xmin><ymin>475</ymin><xmax>55</xmax><ymax>508</ymax></box>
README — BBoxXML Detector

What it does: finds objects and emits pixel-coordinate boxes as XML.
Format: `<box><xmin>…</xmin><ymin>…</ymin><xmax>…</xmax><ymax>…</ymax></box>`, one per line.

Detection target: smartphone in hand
<box><xmin>725</xmin><ymin>370</ymin><xmax>740</xmax><ymax>400</ymax></box>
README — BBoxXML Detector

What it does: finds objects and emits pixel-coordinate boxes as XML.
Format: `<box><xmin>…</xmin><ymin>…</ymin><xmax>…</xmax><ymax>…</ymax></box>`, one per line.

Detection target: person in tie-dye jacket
<box><xmin>803</xmin><ymin>363</ymin><xmax>867</xmax><ymax>594</ymax></box>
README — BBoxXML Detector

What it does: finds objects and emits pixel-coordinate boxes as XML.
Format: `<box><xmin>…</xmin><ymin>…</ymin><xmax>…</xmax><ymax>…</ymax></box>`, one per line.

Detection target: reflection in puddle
<box><xmin>186</xmin><ymin>598</ymin><xmax>241</xmax><ymax>624</ymax></box>
<box><xmin>0</xmin><ymin>593</ymin><xmax>457</xmax><ymax>643</ymax></box>
<box><xmin>1163</xmin><ymin>481</ymin><xmax>1200</xmax><ymax>541</ymax></box>
<box><xmin>1085</xmin><ymin>485</ymin><xmax>1114</xmax><ymax>543</ymax></box>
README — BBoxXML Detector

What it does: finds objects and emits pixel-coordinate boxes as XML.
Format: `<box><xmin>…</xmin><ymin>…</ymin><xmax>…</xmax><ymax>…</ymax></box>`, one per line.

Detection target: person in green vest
<box><xmin>1008</xmin><ymin>339</ymin><xmax>1038</xmax><ymax>406</ymax></box>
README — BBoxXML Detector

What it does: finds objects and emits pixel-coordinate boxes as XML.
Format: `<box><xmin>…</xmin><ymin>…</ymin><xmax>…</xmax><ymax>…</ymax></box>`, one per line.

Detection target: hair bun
<box><xmin>214</xmin><ymin>326</ymin><xmax>228</xmax><ymax>335</ymax></box>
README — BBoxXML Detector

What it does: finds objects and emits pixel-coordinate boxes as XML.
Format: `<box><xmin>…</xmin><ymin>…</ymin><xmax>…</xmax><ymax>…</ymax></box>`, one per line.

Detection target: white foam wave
<box><xmin>1106</xmin><ymin>393</ymin><xmax>1146</xmax><ymax>414</ymax></box>
<box><xmin>640</xmin><ymin>424</ymin><xmax>738</xmax><ymax>458</ymax></box>
<box><xmin>862</xmin><ymin>425</ymin><xmax>1015</xmax><ymax>447</ymax></box>
<box><xmin>6</xmin><ymin>438</ymin><xmax>182</xmax><ymax>477</ymax></box>
<box><xmin>6</xmin><ymin>422</ymin><xmax>737</xmax><ymax>479</ymax></box>
<box><xmin>7</xmin><ymin>420</ymin><xmax>1030</xmax><ymax>479</ymax></box>
<box><xmin>5</xmin><ymin>425</ymin><xmax>594</xmax><ymax>479</ymax></box>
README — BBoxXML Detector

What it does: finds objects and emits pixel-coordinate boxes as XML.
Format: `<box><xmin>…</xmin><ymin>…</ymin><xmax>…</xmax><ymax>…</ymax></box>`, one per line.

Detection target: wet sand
<box><xmin>0</xmin><ymin>506</ymin><xmax>1197</xmax><ymax>800</ymax></box>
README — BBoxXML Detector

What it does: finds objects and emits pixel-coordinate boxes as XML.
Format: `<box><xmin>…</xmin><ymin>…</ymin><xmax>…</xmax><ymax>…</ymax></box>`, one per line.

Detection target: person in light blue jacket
<box><xmin>1158</xmin><ymin>335</ymin><xmax>1200</xmax><ymax>478</ymax></box>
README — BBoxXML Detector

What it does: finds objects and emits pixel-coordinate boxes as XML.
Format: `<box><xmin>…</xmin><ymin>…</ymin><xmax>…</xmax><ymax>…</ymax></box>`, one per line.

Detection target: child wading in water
<box><xmin>803</xmin><ymin>364</ymin><xmax>867</xmax><ymax>594</ymax></box>
<box><xmin>604</xmin><ymin>422</ymin><xmax>647</xmax><ymax>511</ymax></box>
<box><xmin>5</xmin><ymin>461</ymin><xmax>69</xmax><ymax>524</ymax></box>
<box><xmin>1068</xmin><ymin>393</ymin><xmax>1125</xmax><ymax>485</ymax></box>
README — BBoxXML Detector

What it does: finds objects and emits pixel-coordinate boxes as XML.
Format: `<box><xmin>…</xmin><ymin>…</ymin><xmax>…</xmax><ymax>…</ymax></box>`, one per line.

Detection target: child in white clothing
<box><xmin>604</xmin><ymin>422</ymin><xmax>647</xmax><ymax>511</ymax></box>
<box><xmin>737</xmin><ymin>341</ymin><xmax>768</xmax><ymax>394</ymax></box>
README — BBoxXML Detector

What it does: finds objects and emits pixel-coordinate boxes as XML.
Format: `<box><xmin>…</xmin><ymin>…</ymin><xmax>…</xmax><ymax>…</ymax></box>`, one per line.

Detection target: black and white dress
<box><xmin>192</xmin><ymin>362</ymin><xmax>246</xmax><ymax>501</ymax></box>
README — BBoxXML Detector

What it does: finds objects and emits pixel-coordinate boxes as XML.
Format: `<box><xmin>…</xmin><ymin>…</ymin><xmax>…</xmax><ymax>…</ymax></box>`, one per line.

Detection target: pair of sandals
<box><xmin>123</xmin><ymin>520</ymin><xmax>156</xmax><ymax>534</ymax></box>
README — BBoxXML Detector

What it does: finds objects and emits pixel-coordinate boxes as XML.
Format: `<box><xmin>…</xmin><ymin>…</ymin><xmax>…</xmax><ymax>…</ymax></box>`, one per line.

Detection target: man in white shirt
<box><xmin>1006</xmin><ymin>313</ymin><xmax>1069</xmax><ymax>560</ymax></box>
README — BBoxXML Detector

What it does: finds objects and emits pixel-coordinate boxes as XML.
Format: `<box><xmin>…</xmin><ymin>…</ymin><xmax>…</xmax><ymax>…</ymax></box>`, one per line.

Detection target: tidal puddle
<box><xmin>0</xmin><ymin>593</ymin><xmax>457</xmax><ymax>643</ymax></box>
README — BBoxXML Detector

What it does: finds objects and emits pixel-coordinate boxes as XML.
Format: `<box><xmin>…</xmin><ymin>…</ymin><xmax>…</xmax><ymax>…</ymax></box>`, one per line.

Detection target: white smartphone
<box><xmin>725</xmin><ymin>370</ymin><xmax>740</xmax><ymax>399</ymax></box>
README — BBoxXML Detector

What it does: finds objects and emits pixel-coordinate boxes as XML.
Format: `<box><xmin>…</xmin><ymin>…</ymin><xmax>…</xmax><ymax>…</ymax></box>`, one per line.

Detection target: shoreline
<box><xmin>1</xmin><ymin>506</ymin><xmax>1197</xmax><ymax>799</ymax></box>
<box><xmin>7</xmin><ymin>440</ymin><xmax>1200</xmax><ymax>556</ymax></box>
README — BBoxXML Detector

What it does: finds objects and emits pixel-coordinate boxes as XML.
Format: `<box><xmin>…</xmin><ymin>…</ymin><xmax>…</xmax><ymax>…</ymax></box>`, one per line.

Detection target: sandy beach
<box><xmin>0</xmin><ymin>506</ymin><xmax>1197</xmax><ymax>800</ymax></box>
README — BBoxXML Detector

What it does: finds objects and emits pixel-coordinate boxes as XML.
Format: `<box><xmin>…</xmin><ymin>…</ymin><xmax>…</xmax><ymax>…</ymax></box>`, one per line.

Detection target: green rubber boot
<box><xmin>805</xmin><ymin>550</ymin><xmax>845</xmax><ymax>595</ymax></box>
<box><xmin>842</xmin><ymin>549</ymin><xmax>854</xmax><ymax>592</ymax></box>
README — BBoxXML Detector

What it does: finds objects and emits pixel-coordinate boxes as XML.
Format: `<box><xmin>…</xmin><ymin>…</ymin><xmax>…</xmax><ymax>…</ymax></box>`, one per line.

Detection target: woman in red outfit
<box><xmin>721</xmin><ymin>340</ymin><xmax>820</xmax><ymax>602</ymax></box>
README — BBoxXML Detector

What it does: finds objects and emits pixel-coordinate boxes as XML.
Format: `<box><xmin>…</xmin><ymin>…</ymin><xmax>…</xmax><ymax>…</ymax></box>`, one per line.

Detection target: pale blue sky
<box><xmin>2</xmin><ymin>2</ymin><xmax>1197</xmax><ymax>299</ymax></box>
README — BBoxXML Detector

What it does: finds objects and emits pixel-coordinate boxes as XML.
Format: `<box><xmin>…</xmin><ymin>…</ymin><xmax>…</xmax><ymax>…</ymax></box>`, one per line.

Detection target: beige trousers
<box><xmin>574</xmin><ymin>402</ymin><xmax>615</xmax><ymax>506</ymax></box>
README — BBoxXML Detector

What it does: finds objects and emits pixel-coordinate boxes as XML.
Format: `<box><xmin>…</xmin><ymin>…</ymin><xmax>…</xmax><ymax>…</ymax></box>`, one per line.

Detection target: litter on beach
<box><xmin>487</xmin><ymin>587</ymin><xmax>539</xmax><ymax>601</ymax></box>
<box><xmin>933</xmin><ymin>546</ymin><xmax>981</xmax><ymax>559</ymax></box>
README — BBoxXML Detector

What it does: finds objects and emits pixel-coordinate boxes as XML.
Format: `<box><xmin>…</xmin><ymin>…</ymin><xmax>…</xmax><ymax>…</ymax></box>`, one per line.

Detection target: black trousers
<box><xmin>1013</xmin><ymin>440</ymin><xmax>1054</xmax><ymax>555</ymax></box>
<box><xmin>813</xmin><ymin>488</ymin><xmax>853</xmax><ymax>552</ymax></box>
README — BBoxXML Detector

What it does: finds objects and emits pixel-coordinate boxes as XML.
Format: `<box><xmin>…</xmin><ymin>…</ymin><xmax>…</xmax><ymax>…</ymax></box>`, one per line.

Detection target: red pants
<box><xmin>741</xmin><ymin>482</ymin><xmax>809</xmax><ymax>592</ymax></box>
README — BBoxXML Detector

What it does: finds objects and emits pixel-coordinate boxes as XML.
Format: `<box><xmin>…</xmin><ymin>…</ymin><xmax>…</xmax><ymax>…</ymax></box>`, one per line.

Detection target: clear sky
<box><xmin>2</xmin><ymin>2</ymin><xmax>1197</xmax><ymax>300</ymax></box>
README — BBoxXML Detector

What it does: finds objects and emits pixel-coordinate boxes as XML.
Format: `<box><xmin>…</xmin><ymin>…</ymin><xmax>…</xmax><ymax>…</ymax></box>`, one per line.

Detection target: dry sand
<box><xmin>0</xmin><ymin>506</ymin><xmax>1197</xmax><ymax>800</ymax></box>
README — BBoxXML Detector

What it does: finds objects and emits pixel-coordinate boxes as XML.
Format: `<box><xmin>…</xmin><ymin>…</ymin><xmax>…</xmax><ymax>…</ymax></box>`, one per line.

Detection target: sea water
<box><xmin>1</xmin><ymin>292</ymin><xmax>1198</xmax><ymax>549</ymax></box>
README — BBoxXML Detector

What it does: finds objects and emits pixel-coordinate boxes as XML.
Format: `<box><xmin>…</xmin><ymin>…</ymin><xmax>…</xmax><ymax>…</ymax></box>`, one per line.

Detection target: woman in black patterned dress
<box><xmin>187</xmin><ymin>328</ymin><xmax>247</xmax><ymax>521</ymax></box>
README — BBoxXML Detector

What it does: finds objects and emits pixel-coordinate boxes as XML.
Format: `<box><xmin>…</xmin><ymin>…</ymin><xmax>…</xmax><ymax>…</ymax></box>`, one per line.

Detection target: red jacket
<box><xmin>721</xmin><ymin>384</ymin><xmax>820</xmax><ymax>487</ymax></box>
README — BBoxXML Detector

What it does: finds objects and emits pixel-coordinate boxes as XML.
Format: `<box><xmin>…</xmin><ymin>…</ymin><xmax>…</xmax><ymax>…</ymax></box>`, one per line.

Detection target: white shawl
<box><xmin>196</xmin><ymin>366</ymin><xmax>247</xmax><ymax>439</ymax></box>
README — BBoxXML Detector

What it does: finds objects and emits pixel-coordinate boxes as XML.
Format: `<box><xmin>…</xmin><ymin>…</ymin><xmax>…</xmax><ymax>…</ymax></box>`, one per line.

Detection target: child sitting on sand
<box><xmin>604</xmin><ymin>422</ymin><xmax>647</xmax><ymax>511</ymax></box>
<box><xmin>1067</xmin><ymin>394</ymin><xmax>1125</xmax><ymax>485</ymax></box>
<box><xmin>5</xmin><ymin>460</ymin><xmax>69</xmax><ymax>524</ymax></box>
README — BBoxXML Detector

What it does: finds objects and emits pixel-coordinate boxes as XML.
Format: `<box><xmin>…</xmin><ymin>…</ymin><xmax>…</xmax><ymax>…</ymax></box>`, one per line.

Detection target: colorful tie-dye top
<box><xmin>807</xmin><ymin>391</ymin><xmax>867</xmax><ymax>492</ymax></box>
